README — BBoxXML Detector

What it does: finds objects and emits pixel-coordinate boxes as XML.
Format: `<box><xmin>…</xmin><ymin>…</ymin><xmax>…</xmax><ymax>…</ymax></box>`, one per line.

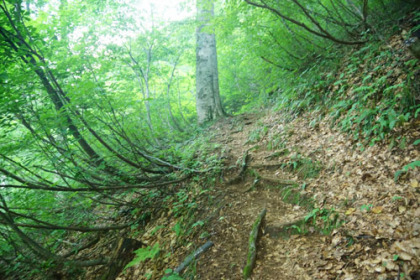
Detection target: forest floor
<box><xmin>116</xmin><ymin>109</ymin><xmax>420</xmax><ymax>280</ymax></box>
<box><xmin>63</xmin><ymin>24</ymin><xmax>420</xmax><ymax>280</ymax></box>
<box><xmin>191</xmin><ymin>111</ymin><xmax>420</xmax><ymax>280</ymax></box>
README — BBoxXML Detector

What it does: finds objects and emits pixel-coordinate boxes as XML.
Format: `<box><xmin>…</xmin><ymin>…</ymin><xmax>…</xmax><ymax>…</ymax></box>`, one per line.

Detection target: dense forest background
<box><xmin>0</xmin><ymin>0</ymin><xmax>419</xmax><ymax>279</ymax></box>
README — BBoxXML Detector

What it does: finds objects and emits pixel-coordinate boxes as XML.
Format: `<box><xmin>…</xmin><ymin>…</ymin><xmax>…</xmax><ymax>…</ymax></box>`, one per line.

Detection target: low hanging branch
<box><xmin>0</xmin><ymin>174</ymin><xmax>191</xmax><ymax>192</ymax></box>
<box><xmin>244</xmin><ymin>0</ymin><xmax>366</xmax><ymax>45</ymax></box>
<box><xmin>62</xmin><ymin>234</ymin><xmax>101</xmax><ymax>258</ymax></box>
<box><xmin>0</xmin><ymin>206</ymin><xmax>133</xmax><ymax>232</ymax></box>
<box><xmin>11</xmin><ymin>222</ymin><xmax>132</xmax><ymax>233</ymax></box>
<box><xmin>243</xmin><ymin>208</ymin><xmax>267</xmax><ymax>280</ymax></box>
<box><xmin>260</xmin><ymin>56</ymin><xmax>293</xmax><ymax>71</ymax></box>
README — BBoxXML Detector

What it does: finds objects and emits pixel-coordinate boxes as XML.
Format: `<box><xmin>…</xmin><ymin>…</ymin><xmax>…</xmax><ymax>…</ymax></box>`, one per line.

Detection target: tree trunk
<box><xmin>196</xmin><ymin>0</ymin><xmax>225</xmax><ymax>124</ymax></box>
<box><xmin>99</xmin><ymin>238</ymin><xmax>144</xmax><ymax>280</ymax></box>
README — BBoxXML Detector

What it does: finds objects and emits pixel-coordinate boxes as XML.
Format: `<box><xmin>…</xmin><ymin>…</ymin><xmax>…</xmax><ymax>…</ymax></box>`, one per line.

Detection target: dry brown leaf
<box><xmin>345</xmin><ymin>208</ymin><xmax>356</xmax><ymax>215</ymax></box>
<box><xmin>371</xmin><ymin>206</ymin><xmax>383</xmax><ymax>214</ymax></box>
<box><xmin>332</xmin><ymin>235</ymin><xmax>342</xmax><ymax>247</ymax></box>
<box><xmin>398</xmin><ymin>206</ymin><xmax>406</xmax><ymax>213</ymax></box>
<box><xmin>399</xmin><ymin>252</ymin><xmax>413</xmax><ymax>261</ymax></box>
<box><xmin>324</xmin><ymin>263</ymin><xmax>333</xmax><ymax>270</ymax></box>
<box><xmin>384</xmin><ymin>260</ymin><xmax>398</xmax><ymax>271</ymax></box>
<box><xmin>375</xmin><ymin>266</ymin><xmax>386</xmax><ymax>273</ymax></box>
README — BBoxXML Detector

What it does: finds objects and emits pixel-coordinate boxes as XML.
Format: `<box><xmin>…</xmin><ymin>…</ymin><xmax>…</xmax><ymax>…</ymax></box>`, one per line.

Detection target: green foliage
<box><xmin>266</xmin><ymin>134</ymin><xmax>287</xmax><ymax>152</ymax></box>
<box><xmin>286</xmin><ymin>207</ymin><xmax>343</xmax><ymax>236</ymax></box>
<box><xmin>360</xmin><ymin>204</ymin><xmax>373</xmax><ymax>212</ymax></box>
<box><xmin>219</xmin><ymin>0</ymin><xmax>417</xmax><ymax>114</ymax></box>
<box><xmin>162</xmin><ymin>270</ymin><xmax>184</xmax><ymax>280</ymax></box>
<box><xmin>280</xmin><ymin>185</ymin><xmax>314</xmax><ymax>210</ymax></box>
<box><xmin>0</xmin><ymin>0</ymin><xmax>200</xmax><ymax>277</ymax></box>
<box><xmin>173</xmin><ymin>222</ymin><xmax>184</xmax><ymax>238</ymax></box>
<box><xmin>0</xmin><ymin>0</ymin><xmax>418</xmax><ymax>278</ymax></box>
<box><xmin>281</xmin><ymin>154</ymin><xmax>322</xmax><ymax>179</ymax></box>
<box><xmin>304</xmin><ymin>208</ymin><xmax>344</xmax><ymax>235</ymax></box>
<box><xmin>246</xmin><ymin>125</ymin><xmax>268</xmax><ymax>144</ymax></box>
<box><xmin>395</xmin><ymin>160</ymin><xmax>420</xmax><ymax>182</ymax></box>
<box><xmin>268</xmin><ymin>36</ymin><xmax>419</xmax><ymax>147</ymax></box>
<box><xmin>124</xmin><ymin>243</ymin><xmax>160</xmax><ymax>270</ymax></box>
<box><xmin>328</xmin><ymin>41</ymin><xmax>417</xmax><ymax>146</ymax></box>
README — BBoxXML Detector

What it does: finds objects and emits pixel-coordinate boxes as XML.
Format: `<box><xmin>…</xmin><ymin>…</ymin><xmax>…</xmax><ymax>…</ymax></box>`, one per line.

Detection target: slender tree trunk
<box><xmin>166</xmin><ymin>55</ymin><xmax>184</xmax><ymax>131</ymax></box>
<box><xmin>177</xmin><ymin>85</ymin><xmax>188</xmax><ymax>124</ymax></box>
<box><xmin>144</xmin><ymin>47</ymin><xmax>153</xmax><ymax>132</ymax></box>
<box><xmin>196</xmin><ymin>0</ymin><xmax>226</xmax><ymax>124</ymax></box>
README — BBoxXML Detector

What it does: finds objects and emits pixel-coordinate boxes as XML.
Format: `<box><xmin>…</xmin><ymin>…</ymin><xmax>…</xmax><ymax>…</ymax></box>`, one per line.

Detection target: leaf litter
<box><xmin>95</xmin><ymin>33</ymin><xmax>419</xmax><ymax>280</ymax></box>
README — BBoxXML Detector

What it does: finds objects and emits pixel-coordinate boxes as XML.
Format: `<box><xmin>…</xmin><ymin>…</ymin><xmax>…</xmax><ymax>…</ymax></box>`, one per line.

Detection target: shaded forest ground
<box><xmin>195</xmin><ymin>110</ymin><xmax>419</xmax><ymax>280</ymax></box>
<box><xmin>43</xmin><ymin>26</ymin><xmax>420</xmax><ymax>280</ymax></box>
<box><xmin>116</xmin><ymin>106</ymin><xmax>419</xmax><ymax>280</ymax></box>
<box><xmin>113</xmin><ymin>32</ymin><xmax>420</xmax><ymax>280</ymax></box>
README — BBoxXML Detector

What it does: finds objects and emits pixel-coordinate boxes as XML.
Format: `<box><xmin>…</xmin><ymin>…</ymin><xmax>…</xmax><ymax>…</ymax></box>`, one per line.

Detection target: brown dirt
<box><xmin>192</xmin><ymin>110</ymin><xmax>420</xmax><ymax>280</ymax></box>
<box><xmin>116</xmin><ymin>108</ymin><xmax>419</xmax><ymax>280</ymax></box>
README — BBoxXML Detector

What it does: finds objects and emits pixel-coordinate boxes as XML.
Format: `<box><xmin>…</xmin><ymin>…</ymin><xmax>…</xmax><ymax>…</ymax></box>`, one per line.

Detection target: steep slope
<box><xmin>194</xmin><ymin>110</ymin><xmax>419</xmax><ymax>280</ymax></box>
<box><xmin>117</xmin><ymin>28</ymin><xmax>420</xmax><ymax>280</ymax></box>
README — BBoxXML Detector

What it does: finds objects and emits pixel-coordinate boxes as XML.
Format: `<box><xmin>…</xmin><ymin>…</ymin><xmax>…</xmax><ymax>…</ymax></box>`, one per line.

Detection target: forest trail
<box><xmin>2</xmin><ymin>1</ymin><xmax>419</xmax><ymax>279</ymax></box>
<box><xmin>193</xmin><ymin>113</ymin><xmax>312</xmax><ymax>280</ymax></box>
<box><xmin>192</xmin><ymin>111</ymin><xmax>420</xmax><ymax>280</ymax></box>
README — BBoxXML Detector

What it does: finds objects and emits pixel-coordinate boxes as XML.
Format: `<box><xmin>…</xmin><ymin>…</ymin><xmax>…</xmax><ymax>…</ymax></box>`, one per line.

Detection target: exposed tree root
<box><xmin>258</xmin><ymin>175</ymin><xmax>297</xmax><ymax>186</ymax></box>
<box><xmin>249</xmin><ymin>163</ymin><xmax>283</xmax><ymax>169</ymax></box>
<box><xmin>243</xmin><ymin>208</ymin><xmax>266</xmax><ymax>279</ymax></box>
<box><xmin>226</xmin><ymin>149</ymin><xmax>251</xmax><ymax>185</ymax></box>
<box><xmin>173</xmin><ymin>241</ymin><xmax>214</xmax><ymax>274</ymax></box>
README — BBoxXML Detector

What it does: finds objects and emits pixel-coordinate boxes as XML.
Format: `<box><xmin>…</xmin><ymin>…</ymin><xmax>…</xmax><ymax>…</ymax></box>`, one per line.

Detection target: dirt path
<box><xmin>194</xmin><ymin>114</ymin><xmax>307</xmax><ymax>279</ymax></box>
<box><xmin>114</xmin><ymin>111</ymin><xmax>419</xmax><ymax>280</ymax></box>
<box><xmin>195</xmin><ymin>112</ymin><xmax>420</xmax><ymax>280</ymax></box>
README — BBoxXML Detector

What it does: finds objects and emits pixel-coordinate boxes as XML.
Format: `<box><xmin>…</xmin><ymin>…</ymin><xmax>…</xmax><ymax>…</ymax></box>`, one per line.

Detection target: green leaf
<box><xmin>162</xmin><ymin>273</ymin><xmax>184</xmax><ymax>280</ymax></box>
<box><xmin>395</xmin><ymin>161</ymin><xmax>420</xmax><ymax>181</ymax></box>
<box><xmin>173</xmin><ymin>222</ymin><xmax>182</xmax><ymax>236</ymax></box>
<box><xmin>124</xmin><ymin>243</ymin><xmax>160</xmax><ymax>270</ymax></box>
<box><xmin>192</xmin><ymin>220</ymin><xmax>204</xmax><ymax>228</ymax></box>
<box><xmin>360</xmin><ymin>204</ymin><xmax>373</xmax><ymax>211</ymax></box>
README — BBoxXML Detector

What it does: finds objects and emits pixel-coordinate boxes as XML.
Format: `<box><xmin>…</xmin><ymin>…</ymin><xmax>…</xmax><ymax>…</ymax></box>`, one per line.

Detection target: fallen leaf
<box><xmin>375</xmin><ymin>266</ymin><xmax>385</xmax><ymax>273</ymax></box>
<box><xmin>346</xmin><ymin>208</ymin><xmax>356</xmax><ymax>215</ymax></box>
<box><xmin>398</xmin><ymin>252</ymin><xmax>412</xmax><ymax>261</ymax></box>
<box><xmin>332</xmin><ymin>235</ymin><xmax>342</xmax><ymax>247</ymax></box>
<box><xmin>411</xmin><ymin>180</ymin><xmax>419</xmax><ymax>188</ymax></box>
<box><xmin>384</xmin><ymin>260</ymin><xmax>397</xmax><ymax>271</ymax></box>
<box><xmin>371</xmin><ymin>206</ymin><xmax>383</xmax><ymax>214</ymax></box>
<box><xmin>324</xmin><ymin>263</ymin><xmax>333</xmax><ymax>270</ymax></box>
<box><xmin>398</xmin><ymin>206</ymin><xmax>406</xmax><ymax>213</ymax></box>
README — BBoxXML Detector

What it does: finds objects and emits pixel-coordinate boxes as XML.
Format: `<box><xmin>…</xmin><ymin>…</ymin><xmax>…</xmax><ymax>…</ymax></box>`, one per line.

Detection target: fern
<box><xmin>395</xmin><ymin>161</ymin><xmax>420</xmax><ymax>182</ymax></box>
<box><xmin>124</xmin><ymin>243</ymin><xmax>160</xmax><ymax>270</ymax></box>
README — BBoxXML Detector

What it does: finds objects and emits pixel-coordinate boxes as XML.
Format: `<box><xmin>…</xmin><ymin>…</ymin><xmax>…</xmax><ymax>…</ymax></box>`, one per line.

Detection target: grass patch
<box><xmin>281</xmin><ymin>154</ymin><xmax>323</xmax><ymax>179</ymax></box>
<box><xmin>280</xmin><ymin>185</ymin><xmax>314</xmax><ymax>210</ymax></box>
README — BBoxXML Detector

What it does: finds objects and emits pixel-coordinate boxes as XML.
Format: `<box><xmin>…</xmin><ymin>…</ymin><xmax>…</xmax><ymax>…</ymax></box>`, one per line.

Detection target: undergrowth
<box><xmin>281</xmin><ymin>153</ymin><xmax>322</xmax><ymax>179</ymax></box>
<box><xmin>271</xmin><ymin>12</ymin><xmax>419</xmax><ymax>147</ymax></box>
<box><xmin>271</xmin><ymin>183</ymin><xmax>344</xmax><ymax>237</ymax></box>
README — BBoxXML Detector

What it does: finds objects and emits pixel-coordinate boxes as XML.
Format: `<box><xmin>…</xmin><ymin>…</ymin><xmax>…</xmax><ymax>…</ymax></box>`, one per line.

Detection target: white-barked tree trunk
<box><xmin>196</xmin><ymin>0</ymin><xmax>225</xmax><ymax>124</ymax></box>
